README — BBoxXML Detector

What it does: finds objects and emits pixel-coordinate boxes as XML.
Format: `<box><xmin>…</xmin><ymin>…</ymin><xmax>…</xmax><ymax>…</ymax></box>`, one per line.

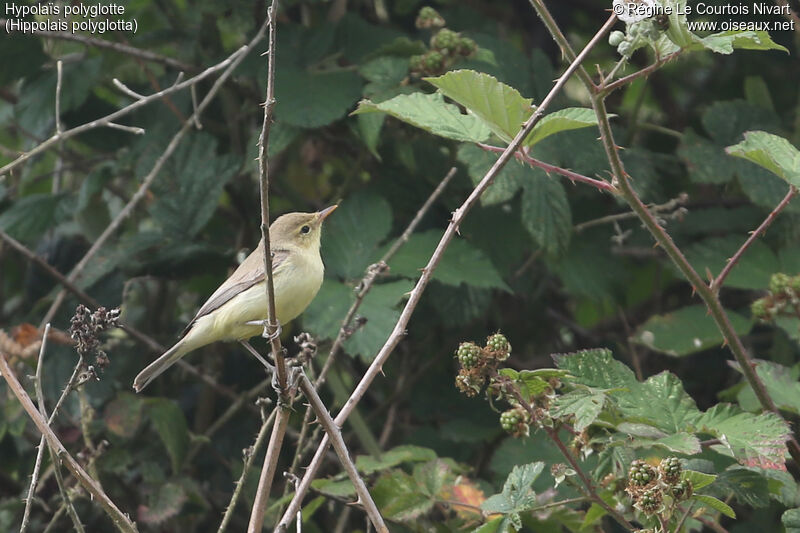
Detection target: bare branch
<box><xmin>297</xmin><ymin>372</ymin><xmax>388</xmax><ymax>533</ymax></box>
<box><xmin>711</xmin><ymin>186</ymin><xmax>797</xmax><ymax>293</ymax></box>
<box><xmin>276</xmin><ymin>15</ymin><xmax>618</xmax><ymax>529</ymax></box>
<box><xmin>0</xmin><ymin>355</ymin><xmax>139</xmax><ymax>533</ymax></box>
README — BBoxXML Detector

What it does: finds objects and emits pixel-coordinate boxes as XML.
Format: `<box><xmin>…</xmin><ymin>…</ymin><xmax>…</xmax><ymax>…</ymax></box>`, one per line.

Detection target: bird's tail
<box><xmin>133</xmin><ymin>340</ymin><xmax>189</xmax><ymax>392</ymax></box>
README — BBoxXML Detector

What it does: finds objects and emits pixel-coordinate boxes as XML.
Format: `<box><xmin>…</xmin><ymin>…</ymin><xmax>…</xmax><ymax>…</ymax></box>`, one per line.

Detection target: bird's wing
<box><xmin>182</xmin><ymin>246</ymin><xmax>290</xmax><ymax>335</ymax></box>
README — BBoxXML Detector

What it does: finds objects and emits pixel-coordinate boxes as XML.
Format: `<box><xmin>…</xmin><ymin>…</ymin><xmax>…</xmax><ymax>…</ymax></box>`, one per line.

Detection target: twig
<box><xmin>276</xmin><ymin>15</ymin><xmax>618</xmax><ymax>530</ymax></box>
<box><xmin>477</xmin><ymin>143</ymin><xmax>616</xmax><ymax>192</ymax></box>
<box><xmin>297</xmin><ymin>372</ymin><xmax>388</xmax><ymax>533</ymax></box>
<box><xmin>0</xmin><ymin>38</ymin><xmax>251</xmax><ymax>178</ymax></box>
<box><xmin>248</xmin><ymin>3</ymin><xmax>287</xmax><ymax>532</ymax></box>
<box><xmin>0</xmin><ymin>20</ymin><xmax>196</xmax><ymax>72</ymax></box>
<box><xmin>54</xmin><ymin>61</ymin><xmax>64</xmax><ymax>135</ymax></box>
<box><xmin>710</xmin><ymin>186</ymin><xmax>797</xmax><ymax>293</ymax></box>
<box><xmin>112</xmin><ymin>78</ymin><xmax>146</xmax><ymax>100</ymax></box>
<box><xmin>104</xmin><ymin>122</ymin><xmax>145</xmax><ymax>135</ymax></box>
<box><xmin>573</xmin><ymin>193</ymin><xmax>688</xmax><ymax>233</ymax></box>
<box><xmin>0</xmin><ymin>355</ymin><xmax>138</xmax><ymax>533</ymax></box>
<box><xmin>217</xmin><ymin>409</ymin><xmax>276</xmax><ymax>533</ymax></box>
<box><xmin>599</xmin><ymin>51</ymin><xmax>683</xmax><ymax>96</ymax></box>
<box><xmin>40</xmin><ymin>18</ymin><xmax>270</xmax><ymax>326</ymax></box>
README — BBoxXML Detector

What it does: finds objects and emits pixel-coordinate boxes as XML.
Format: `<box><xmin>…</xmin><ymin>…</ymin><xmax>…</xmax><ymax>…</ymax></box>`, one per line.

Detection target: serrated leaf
<box><xmin>726</xmin><ymin>131</ymin><xmax>800</xmax><ymax>188</ymax></box>
<box><xmin>734</xmin><ymin>360</ymin><xmax>800</xmax><ymax>415</ymax></box>
<box><xmin>0</xmin><ymin>193</ymin><xmax>71</xmax><ymax>244</ymax></box>
<box><xmin>354</xmin><ymin>92</ymin><xmax>491</xmax><ymax>143</ymax></box>
<box><xmin>276</xmin><ymin>67</ymin><xmax>363</xmax><ymax>128</ymax></box>
<box><xmin>524</xmin><ymin>108</ymin><xmax>600</xmax><ymax>147</ymax></box>
<box><xmin>356</xmin><ymin>445</ymin><xmax>437</xmax><ymax>475</ymax></box>
<box><xmin>694</xmin><ymin>30</ymin><xmax>788</xmax><ymax>55</ymax></box>
<box><xmin>678</xmin><ymin>131</ymin><xmax>739</xmax><ymax>184</ymax></box>
<box><xmin>148</xmin><ymin>133</ymin><xmax>238</xmax><ymax>239</ymax></box>
<box><xmin>147</xmin><ymin>399</ymin><xmax>190</xmax><ymax>474</ymax></box>
<box><xmin>553</xmin><ymin>349</ymin><xmax>638</xmax><ymax>389</ymax></box>
<box><xmin>711</xmin><ymin>467</ymin><xmax>771</xmax><ymax>508</ymax></box>
<box><xmin>634</xmin><ymin>305</ymin><xmax>753</xmax><ymax>356</ymax></box>
<box><xmin>138</xmin><ymin>482</ymin><xmax>187</xmax><ymax>525</ymax></box>
<box><xmin>372</xmin><ymin>470</ymin><xmax>434</xmax><ymax>521</ymax></box>
<box><xmin>521</xmin><ymin>171</ymin><xmax>571</xmax><ymax>257</ymax></box>
<box><xmin>359</xmin><ymin>56</ymin><xmax>409</xmax><ymax>85</ymax></box>
<box><xmin>692</xmin><ymin>494</ymin><xmax>736</xmax><ymax>518</ymax></box>
<box><xmin>378</xmin><ymin>230</ymin><xmax>509</xmax><ymax>290</ymax></box>
<box><xmin>456</xmin><ymin>143</ymin><xmax>525</xmax><ymax>205</ymax></box>
<box><xmin>682</xmin><ymin>470</ymin><xmax>717</xmax><ymax>490</ymax></box>
<box><xmin>551</xmin><ymin>388</ymin><xmax>606</xmax><ymax>431</ymax></box>
<box><xmin>482</xmin><ymin>462</ymin><xmax>542</xmax><ymax>516</ymax></box>
<box><xmin>425</xmin><ymin>70</ymin><xmax>533</xmax><ymax>143</ymax></box>
<box><xmin>311</xmin><ymin>478</ymin><xmax>356</xmax><ymax>498</ymax></box>
<box><xmin>629</xmin><ymin>432</ymin><xmax>702</xmax><ymax>455</ymax></box>
<box><xmin>692</xmin><ymin>404</ymin><xmax>789</xmax><ymax>470</ymax></box>
<box><xmin>322</xmin><ymin>191</ymin><xmax>393</xmax><ymax>279</ymax></box>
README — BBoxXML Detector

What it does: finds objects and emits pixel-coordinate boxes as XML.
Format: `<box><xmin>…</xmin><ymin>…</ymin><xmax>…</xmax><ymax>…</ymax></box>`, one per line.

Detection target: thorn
<box><xmin>691</xmin><ymin>285</ymin><xmax>697</xmax><ymax>296</ymax></box>
<box><xmin>721</xmin><ymin>338</ymin><xmax>728</xmax><ymax>348</ymax></box>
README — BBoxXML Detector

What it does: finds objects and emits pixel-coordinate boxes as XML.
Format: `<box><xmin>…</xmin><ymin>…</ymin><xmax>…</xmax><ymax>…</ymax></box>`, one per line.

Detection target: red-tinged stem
<box><xmin>711</xmin><ymin>186</ymin><xmax>797</xmax><ymax>293</ymax></box>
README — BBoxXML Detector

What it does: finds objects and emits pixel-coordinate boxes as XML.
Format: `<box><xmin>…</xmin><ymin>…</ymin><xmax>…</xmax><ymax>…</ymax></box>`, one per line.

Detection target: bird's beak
<box><xmin>317</xmin><ymin>204</ymin><xmax>338</xmax><ymax>222</ymax></box>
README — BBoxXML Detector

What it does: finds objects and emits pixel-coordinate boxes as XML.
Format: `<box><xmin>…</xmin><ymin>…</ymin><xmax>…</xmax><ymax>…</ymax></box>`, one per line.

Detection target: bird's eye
<box><xmin>300</xmin><ymin>225</ymin><xmax>311</xmax><ymax>234</ymax></box>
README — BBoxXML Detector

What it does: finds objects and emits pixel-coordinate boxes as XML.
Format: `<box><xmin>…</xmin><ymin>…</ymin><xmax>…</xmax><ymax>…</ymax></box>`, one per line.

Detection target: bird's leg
<box><xmin>239</xmin><ymin>340</ymin><xmax>275</xmax><ymax>375</ymax></box>
<box><xmin>244</xmin><ymin>319</ymin><xmax>282</xmax><ymax>341</ymax></box>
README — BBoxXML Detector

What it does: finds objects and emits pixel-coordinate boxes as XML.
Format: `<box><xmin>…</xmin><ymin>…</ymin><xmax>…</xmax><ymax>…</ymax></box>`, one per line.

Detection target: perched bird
<box><xmin>133</xmin><ymin>206</ymin><xmax>337</xmax><ymax>392</ymax></box>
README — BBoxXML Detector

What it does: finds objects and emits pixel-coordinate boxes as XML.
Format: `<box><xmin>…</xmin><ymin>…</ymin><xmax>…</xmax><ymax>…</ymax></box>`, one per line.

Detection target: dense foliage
<box><xmin>1</xmin><ymin>1</ymin><xmax>800</xmax><ymax>532</ymax></box>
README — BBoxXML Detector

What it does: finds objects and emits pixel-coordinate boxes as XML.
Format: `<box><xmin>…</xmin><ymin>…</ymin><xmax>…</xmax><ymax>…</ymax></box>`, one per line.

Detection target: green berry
<box><xmin>671</xmin><ymin>479</ymin><xmax>692</xmax><ymax>500</ymax></box>
<box><xmin>751</xmin><ymin>298</ymin><xmax>770</xmax><ymax>320</ymax></box>
<box><xmin>618</xmin><ymin>41</ymin><xmax>632</xmax><ymax>57</ymax></box>
<box><xmin>609</xmin><ymin>30</ymin><xmax>626</xmax><ymax>46</ymax></box>
<box><xmin>659</xmin><ymin>457</ymin><xmax>681</xmax><ymax>483</ymax></box>
<box><xmin>424</xmin><ymin>51</ymin><xmax>444</xmax><ymax>73</ymax></box>
<box><xmin>486</xmin><ymin>333</ymin><xmax>511</xmax><ymax>360</ymax></box>
<box><xmin>637</xmin><ymin>487</ymin><xmax>661</xmax><ymax>514</ymax></box>
<box><xmin>456</xmin><ymin>342</ymin><xmax>482</xmax><ymax>369</ymax></box>
<box><xmin>409</xmin><ymin>54</ymin><xmax>424</xmax><ymax>72</ymax></box>
<box><xmin>499</xmin><ymin>407</ymin><xmax>530</xmax><ymax>437</ymax></box>
<box><xmin>628</xmin><ymin>460</ymin><xmax>656</xmax><ymax>487</ymax></box>
<box><xmin>790</xmin><ymin>275</ymin><xmax>800</xmax><ymax>292</ymax></box>
<box><xmin>416</xmin><ymin>6</ymin><xmax>445</xmax><ymax>29</ymax></box>
<box><xmin>457</xmin><ymin>36</ymin><xmax>477</xmax><ymax>56</ymax></box>
<box><xmin>769</xmin><ymin>273</ymin><xmax>791</xmax><ymax>295</ymax></box>
<box><xmin>432</xmin><ymin>28</ymin><xmax>459</xmax><ymax>53</ymax></box>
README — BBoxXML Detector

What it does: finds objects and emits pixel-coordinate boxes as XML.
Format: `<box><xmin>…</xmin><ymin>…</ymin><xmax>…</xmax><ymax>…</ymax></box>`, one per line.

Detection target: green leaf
<box><xmin>682</xmin><ymin>470</ymin><xmax>717</xmax><ymax>491</ymax></box>
<box><xmin>726</xmin><ymin>131</ymin><xmax>800</xmax><ymax>188</ymax></box>
<box><xmin>425</xmin><ymin>70</ymin><xmax>533</xmax><ymax>143</ymax></box>
<box><xmin>684</xmin><ymin>236</ymin><xmax>780</xmax><ymax>290</ymax></box>
<box><xmin>353</xmin><ymin>92</ymin><xmax>491</xmax><ymax>143</ymax></box>
<box><xmin>148</xmin><ymin>133</ymin><xmax>238</xmax><ymax>238</ymax></box>
<box><xmin>580</xmin><ymin>503</ymin><xmax>608</xmax><ymax>529</ymax></box>
<box><xmin>456</xmin><ymin>143</ymin><xmax>526</xmax><ymax>205</ymax></box>
<box><xmin>678</xmin><ymin>130</ymin><xmax>739</xmax><ymax>184</ymax></box>
<box><xmin>692</xmin><ymin>404</ymin><xmax>790</xmax><ymax>469</ymax></box>
<box><xmin>378</xmin><ymin>230</ymin><xmax>509</xmax><ymax>290</ymax></box>
<box><xmin>734</xmin><ymin>360</ymin><xmax>800</xmax><ymax>415</ymax></box>
<box><xmin>471</xmin><ymin>516</ymin><xmax>506</xmax><ymax>533</ymax></box>
<box><xmin>551</xmin><ymin>388</ymin><xmax>606</xmax><ymax>431</ymax></box>
<box><xmin>356</xmin><ymin>445</ymin><xmax>437</xmax><ymax>475</ymax></box>
<box><xmin>0</xmin><ymin>32</ymin><xmax>47</xmax><ymax>85</ymax></box>
<box><xmin>521</xmin><ymin>171</ymin><xmax>571</xmax><ymax>257</ymax></box>
<box><xmin>303</xmin><ymin>279</ymin><xmax>412</xmax><ymax>360</ymax></box>
<box><xmin>694</xmin><ymin>30</ymin><xmax>788</xmax><ymax>55</ymax></box>
<box><xmin>372</xmin><ymin>470</ymin><xmax>434</xmax><ymax>521</ymax></box>
<box><xmin>311</xmin><ymin>478</ymin><xmax>355</xmax><ymax>499</ymax></box>
<box><xmin>481</xmin><ymin>462</ymin><xmax>543</xmax><ymax>517</ymax></box>
<box><xmin>783</xmin><ymin>508</ymin><xmax>800</xmax><ymax>532</ymax></box>
<box><xmin>692</xmin><ymin>494</ymin><xmax>736</xmax><ymax>518</ymax></box>
<box><xmin>322</xmin><ymin>191</ymin><xmax>393</xmax><ymax>279</ymax></box>
<box><xmin>629</xmin><ymin>432</ymin><xmax>702</xmax><ymax>455</ymax></box>
<box><xmin>0</xmin><ymin>193</ymin><xmax>71</xmax><ymax>244</ymax></box>
<box><xmin>359</xmin><ymin>56</ymin><xmax>409</xmax><ymax>86</ymax></box>
<box><xmin>711</xmin><ymin>467</ymin><xmax>771</xmax><ymax>508</ymax></box>
<box><xmin>634</xmin><ymin>305</ymin><xmax>753</xmax><ymax>356</ymax></box>
<box><xmin>553</xmin><ymin>349</ymin><xmax>638</xmax><ymax>389</ymax></box>
<box><xmin>524</xmin><ymin>108</ymin><xmax>600</xmax><ymax>148</ymax></box>
<box><xmin>138</xmin><ymin>482</ymin><xmax>187</xmax><ymax>525</ymax></box>
<box><xmin>146</xmin><ymin>399</ymin><xmax>190</xmax><ymax>474</ymax></box>
<box><xmin>276</xmin><ymin>67</ymin><xmax>363</xmax><ymax>128</ymax></box>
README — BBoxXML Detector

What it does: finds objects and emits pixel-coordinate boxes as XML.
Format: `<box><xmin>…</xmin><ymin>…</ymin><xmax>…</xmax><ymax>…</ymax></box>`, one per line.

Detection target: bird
<box><xmin>133</xmin><ymin>205</ymin><xmax>337</xmax><ymax>392</ymax></box>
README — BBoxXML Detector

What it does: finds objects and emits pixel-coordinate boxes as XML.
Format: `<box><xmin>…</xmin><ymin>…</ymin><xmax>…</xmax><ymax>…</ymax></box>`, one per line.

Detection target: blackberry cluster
<box><xmin>751</xmin><ymin>272</ymin><xmax>800</xmax><ymax>322</ymax></box>
<box><xmin>499</xmin><ymin>406</ymin><xmax>530</xmax><ymax>438</ymax></box>
<box><xmin>409</xmin><ymin>7</ymin><xmax>478</xmax><ymax>76</ymax></box>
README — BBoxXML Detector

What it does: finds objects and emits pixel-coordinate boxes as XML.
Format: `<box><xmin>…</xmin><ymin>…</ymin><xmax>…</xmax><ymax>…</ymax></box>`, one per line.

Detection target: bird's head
<box><xmin>270</xmin><ymin>205</ymin><xmax>338</xmax><ymax>250</ymax></box>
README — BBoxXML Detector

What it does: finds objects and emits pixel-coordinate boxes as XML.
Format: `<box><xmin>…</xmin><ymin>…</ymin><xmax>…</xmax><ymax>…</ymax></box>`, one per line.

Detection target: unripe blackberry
<box><xmin>415</xmin><ymin>6</ymin><xmax>445</xmax><ymax>29</ymax></box>
<box><xmin>636</xmin><ymin>487</ymin><xmax>662</xmax><ymax>514</ymax></box>
<box><xmin>432</xmin><ymin>28</ymin><xmax>459</xmax><ymax>54</ymax></box>
<box><xmin>457</xmin><ymin>36</ymin><xmax>477</xmax><ymax>56</ymax></box>
<box><xmin>791</xmin><ymin>275</ymin><xmax>800</xmax><ymax>292</ymax></box>
<box><xmin>609</xmin><ymin>30</ymin><xmax>625</xmax><ymax>46</ymax></box>
<box><xmin>659</xmin><ymin>457</ymin><xmax>681</xmax><ymax>484</ymax></box>
<box><xmin>671</xmin><ymin>479</ymin><xmax>692</xmax><ymax>500</ymax></box>
<box><xmin>455</xmin><ymin>373</ymin><xmax>482</xmax><ymax>397</ymax></box>
<box><xmin>486</xmin><ymin>333</ymin><xmax>511</xmax><ymax>360</ymax></box>
<box><xmin>618</xmin><ymin>41</ymin><xmax>632</xmax><ymax>57</ymax></box>
<box><xmin>409</xmin><ymin>54</ymin><xmax>424</xmax><ymax>72</ymax></box>
<box><xmin>424</xmin><ymin>51</ymin><xmax>444</xmax><ymax>73</ymax></box>
<box><xmin>751</xmin><ymin>297</ymin><xmax>770</xmax><ymax>320</ymax></box>
<box><xmin>500</xmin><ymin>409</ymin><xmax>521</xmax><ymax>431</ymax></box>
<box><xmin>769</xmin><ymin>273</ymin><xmax>791</xmax><ymax>295</ymax></box>
<box><xmin>456</xmin><ymin>342</ymin><xmax>482</xmax><ymax>369</ymax></box>
<box><xmin>500</xmin><ymin>406</ymin><xmax>530</xmax><ymax>437</ymax></box>
<box><xmin>628</xmin><ymin>460</ymin><xmax>656</xmax><ymax>487</ymax></box>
